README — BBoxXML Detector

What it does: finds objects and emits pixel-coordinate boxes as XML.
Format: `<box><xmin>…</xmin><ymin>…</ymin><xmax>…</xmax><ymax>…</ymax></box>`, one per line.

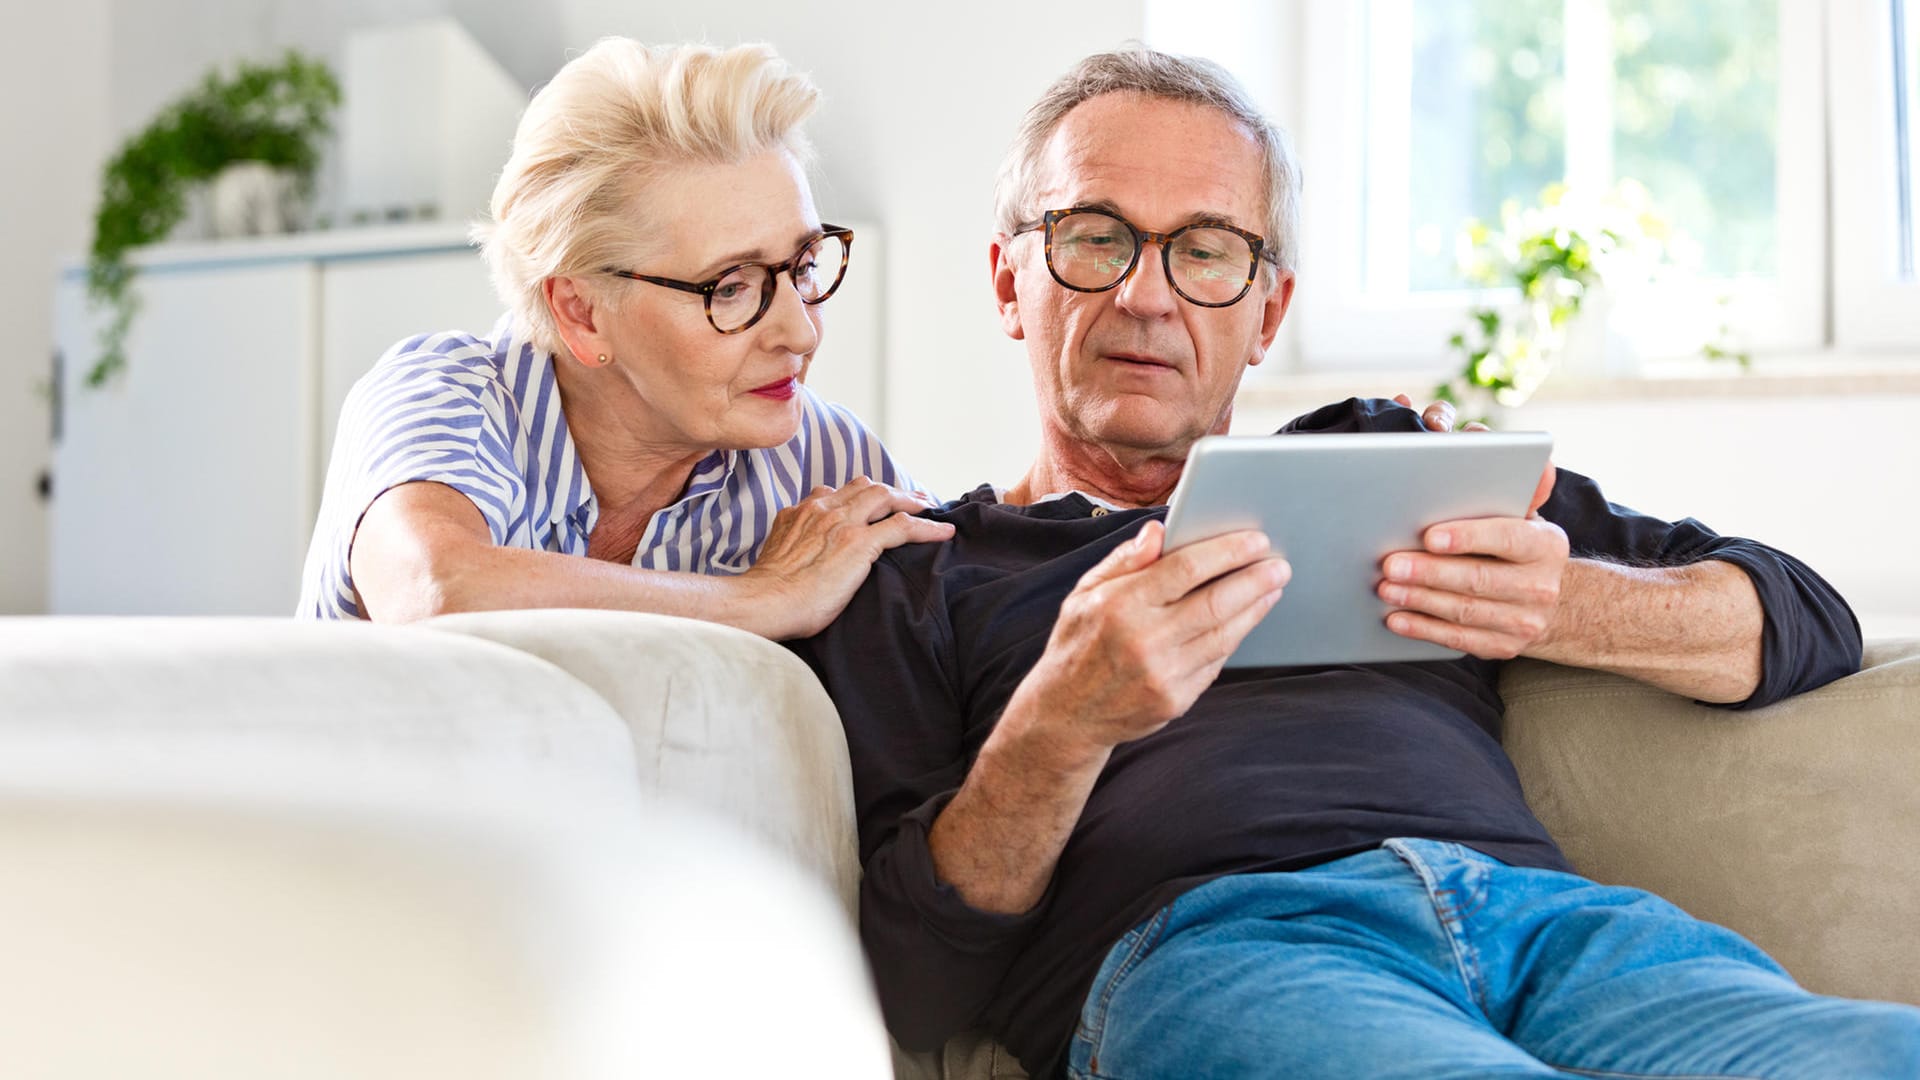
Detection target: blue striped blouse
<box><xmin>298</xmin><ymin>316</ymin><xmax>920</xmax><ymax>620</ymax></box>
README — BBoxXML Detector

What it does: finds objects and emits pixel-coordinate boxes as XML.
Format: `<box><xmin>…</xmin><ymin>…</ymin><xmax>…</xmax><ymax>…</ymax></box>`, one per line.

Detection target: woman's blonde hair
<box><xmin>473</xmin><ymin>38</ymin><xmax>820</xmax><ymax>359</ymax></box>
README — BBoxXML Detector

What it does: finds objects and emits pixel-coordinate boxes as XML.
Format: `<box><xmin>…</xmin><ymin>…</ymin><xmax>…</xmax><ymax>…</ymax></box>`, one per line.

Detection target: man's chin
<box><xmin>1069</xmin><ymin>405</ymin><xmax>1204</xmax><ymax>459</ymax></box>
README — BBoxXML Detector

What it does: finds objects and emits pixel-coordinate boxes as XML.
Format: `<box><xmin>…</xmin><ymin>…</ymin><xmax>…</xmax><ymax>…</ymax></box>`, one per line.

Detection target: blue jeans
<box><xmin>1068</xmin><ymin>839</ymin><xmax>1920</xmax><ymax>1079</ymax></box>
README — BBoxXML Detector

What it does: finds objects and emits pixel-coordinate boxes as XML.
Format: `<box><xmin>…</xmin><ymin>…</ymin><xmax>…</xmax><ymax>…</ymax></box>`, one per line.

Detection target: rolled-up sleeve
<box><xmin>1539</xmin><ymin>466</ymin><xmax>1862</xmax><ymax>708</ymax></box>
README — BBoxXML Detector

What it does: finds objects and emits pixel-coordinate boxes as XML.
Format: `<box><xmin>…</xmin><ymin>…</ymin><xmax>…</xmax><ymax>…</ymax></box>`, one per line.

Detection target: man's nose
<box><xmin>1114</xmin><ymin>242</ymin><xmax>1178</xmax><ymax>318</ymax></box>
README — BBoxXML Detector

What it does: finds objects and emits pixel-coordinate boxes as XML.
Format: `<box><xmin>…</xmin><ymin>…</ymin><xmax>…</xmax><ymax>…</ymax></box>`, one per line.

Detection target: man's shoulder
<box><xmin>1278</xmin><ymin>397</ymin><xmax>1428</xmax><ymax>435</ymax></box>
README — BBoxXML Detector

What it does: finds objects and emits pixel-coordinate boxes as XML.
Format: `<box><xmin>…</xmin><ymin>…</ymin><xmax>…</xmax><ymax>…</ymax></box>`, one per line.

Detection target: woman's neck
<box><xmin>552</xmin><ymin>357</ymin><xmax>707</xmax><ymax>523</ymax></box>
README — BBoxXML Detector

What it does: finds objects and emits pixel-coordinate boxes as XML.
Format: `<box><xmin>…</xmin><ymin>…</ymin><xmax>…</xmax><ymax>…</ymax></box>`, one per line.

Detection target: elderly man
<box><xmin>791</xmin><ymin>48</ymin><xmax>1920</xmax><ymax>1080</ymax></box>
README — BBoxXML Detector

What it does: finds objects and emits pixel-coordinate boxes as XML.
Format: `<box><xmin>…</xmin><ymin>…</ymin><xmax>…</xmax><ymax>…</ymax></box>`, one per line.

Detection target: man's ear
<box><xmin>990</xmin><ymin>234</ymin><xmax>1025</xmax><ymax>341</ymax></box>
<box><xmin>544</xmin><ymin>275</ymin><xmax>608</xmax><ymax>367</ymax></box>
<box><xmin>1249</xmin><ymin>268</ymin><xmax>1296</xmax><ymax>367</ymax></box>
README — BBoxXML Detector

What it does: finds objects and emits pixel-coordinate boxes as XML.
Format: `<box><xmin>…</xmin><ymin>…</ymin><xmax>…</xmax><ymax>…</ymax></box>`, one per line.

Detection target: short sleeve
<box><xmin>296</xmin><ymin>340</ymin><xmax>529</xmax><ymax>619</ymax></box>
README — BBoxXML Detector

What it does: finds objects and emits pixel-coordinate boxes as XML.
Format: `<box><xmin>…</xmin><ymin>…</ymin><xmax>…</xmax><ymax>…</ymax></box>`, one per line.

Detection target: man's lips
<box><xmin>1103</xmin><ymin>352</ymin><xmax>1179</xmax><ymax>370</ymax></box>
<box><xmin>748</xmin><ymin>377</ymin><xmax>798</xmax><ymax>399</ymax></box>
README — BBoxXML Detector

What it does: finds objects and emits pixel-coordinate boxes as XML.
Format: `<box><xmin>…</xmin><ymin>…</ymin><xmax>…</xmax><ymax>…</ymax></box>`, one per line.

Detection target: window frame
<box><xmin>1831</xmin><ymin>0</ymin><xmax>1920</xmax><ymax>349</ymax></box>
<box><xmin>1281</xmin><ymin>0</ymin><xmax>1830</xmax><ymax>374</ymax></box>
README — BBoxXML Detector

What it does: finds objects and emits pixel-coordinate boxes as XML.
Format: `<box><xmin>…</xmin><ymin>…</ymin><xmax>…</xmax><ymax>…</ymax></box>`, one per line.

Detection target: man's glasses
<box><xmin>1010</xmin><ymin>208</ymin><xmax>1275</xmax><ymax>308</ymax></box>
<box><xmin>604</xmin><ymin>226</ymin><xmax>853</xmax><ymax>334</ymax></box>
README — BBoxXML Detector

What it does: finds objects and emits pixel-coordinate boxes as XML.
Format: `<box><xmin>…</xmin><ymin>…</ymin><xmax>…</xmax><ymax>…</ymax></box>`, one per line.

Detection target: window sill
<box><xmin>1239</xmin><ymin>353</ymin><xmax>1920</xmax><ymax>411</ymax></box>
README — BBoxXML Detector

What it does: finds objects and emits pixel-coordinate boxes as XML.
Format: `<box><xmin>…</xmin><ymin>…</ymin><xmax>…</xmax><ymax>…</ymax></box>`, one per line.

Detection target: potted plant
<box><xmin>86</xmin><ymin>51</ymin><xmax>340</xmax><ymax>387</ymax></box>
<box><xmin>1434</xmin><ymin>181</ymin><xmax>1747</xmax><ymax>422</ymax></box>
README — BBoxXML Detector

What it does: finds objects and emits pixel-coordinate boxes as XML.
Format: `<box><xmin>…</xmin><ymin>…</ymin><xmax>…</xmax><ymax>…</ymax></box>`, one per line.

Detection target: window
<box><xmin>1898</xmin><ymin>0</ymin><xmax>1917</xmax><ymax>279</ymax></box>
<box><xmin>1832</xmin><ymin>0</ymin><xmax>1920</xmax><ymax>347</ymax></box>
<box><xmin>1287</xmin><ymin>0</ymin><xmax>1828</xmax><ymax>370</ymax></box>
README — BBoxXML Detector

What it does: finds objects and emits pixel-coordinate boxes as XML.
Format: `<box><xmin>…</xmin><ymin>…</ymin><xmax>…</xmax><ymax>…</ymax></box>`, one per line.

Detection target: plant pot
<box><xmin>1556</xmin><ymin>289</ymin><xmax>1641</xmax><ymax>381</ymax></box>
<box><xmin>206</xmin><ymin>162</ymin><xmax>305</xmax><ymax>239</ymax></box>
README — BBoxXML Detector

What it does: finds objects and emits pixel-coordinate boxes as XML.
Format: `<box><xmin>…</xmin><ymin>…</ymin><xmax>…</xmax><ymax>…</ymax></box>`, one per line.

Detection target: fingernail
<box><xmin>1386</xmin><ymin>556</ymin><xmax>1410</xmax><ymax>581</ymax></box>
<box><xmin>1382</xmin><ymin>584</ymin><xmax>1407</xmax><ymax>605</ymax></box>
<box><xmin>1430</xmin><ymin>531</ymin><xmax>1453</xmax><ymax>553</ymax></box>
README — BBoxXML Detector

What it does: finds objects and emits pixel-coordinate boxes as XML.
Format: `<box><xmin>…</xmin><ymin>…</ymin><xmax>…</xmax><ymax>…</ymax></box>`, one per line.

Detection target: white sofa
<box><xmin>3</xmin><ymin>611</ymin><xmax>1916</xmax><ymax>1080</ymax></box>
<box><xmin>0</xmin><ymin>612</ymin><xmax>887</xmax><ymax>1080</ymax></box>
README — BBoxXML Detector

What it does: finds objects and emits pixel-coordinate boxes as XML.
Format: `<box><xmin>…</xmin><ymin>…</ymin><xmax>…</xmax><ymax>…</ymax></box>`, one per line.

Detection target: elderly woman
<box><xmin>298</xmin><ymin>38</ymin><xmax>950</xmax><ymax>639</ymax></box>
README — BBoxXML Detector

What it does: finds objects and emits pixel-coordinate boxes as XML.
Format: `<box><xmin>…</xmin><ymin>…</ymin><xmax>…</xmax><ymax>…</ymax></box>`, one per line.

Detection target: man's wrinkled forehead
<box><xmin>1029</xmin><ymin>92</ymin><xmax>1267</xmax><ymax>233</ymax></box>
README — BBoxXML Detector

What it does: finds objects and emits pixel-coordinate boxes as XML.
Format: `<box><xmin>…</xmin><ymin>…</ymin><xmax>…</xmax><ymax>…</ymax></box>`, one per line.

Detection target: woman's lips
<box><xmin>748</xmin><ymin>377</ymin><xmax>797</xmax><ymax>400</ymax></box>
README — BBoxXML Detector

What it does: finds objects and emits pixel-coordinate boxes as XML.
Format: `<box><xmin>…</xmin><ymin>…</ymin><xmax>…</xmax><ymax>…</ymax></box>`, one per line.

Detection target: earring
<box><xmin>595</xmin><ymin>353</ymin><xmax>614</xmax><ymax>367</ymax></box>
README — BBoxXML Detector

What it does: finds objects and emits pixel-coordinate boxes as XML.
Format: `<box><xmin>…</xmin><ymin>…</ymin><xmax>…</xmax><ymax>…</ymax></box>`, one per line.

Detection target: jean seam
<box><xmin>1078</xmin><ymin>904</ymin><xmax>1173</xmax><ymax>1072</ymax></box>
<box><xmin>1389</xmin><ymin>840</ymin><xmax>1493</xmax><ymax>1019</ymax></box>
<box><xmin>1547</xmin><ymin>1065</ymin><xmax>1769</xmax><ymax>1080</ymax></box>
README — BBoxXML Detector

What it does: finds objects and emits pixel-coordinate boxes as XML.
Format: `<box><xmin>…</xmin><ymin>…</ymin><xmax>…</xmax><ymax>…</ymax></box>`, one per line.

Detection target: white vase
<box><xmin>1555</xmin><ymin>288</ymin><xmax>1640</xmax><ymax>380</ymax></box>
<box><xmin>207</xmin><ymin>162</ymin><xmax>303</xmax><ymax>239</ymax></box>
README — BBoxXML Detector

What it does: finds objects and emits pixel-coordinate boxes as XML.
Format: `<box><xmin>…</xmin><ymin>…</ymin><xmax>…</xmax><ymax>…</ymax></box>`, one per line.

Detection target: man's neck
<box><xmin>1003</xmin><ymin>431</ymin><xmax>1192</xmax><ymax>509</ymax></box>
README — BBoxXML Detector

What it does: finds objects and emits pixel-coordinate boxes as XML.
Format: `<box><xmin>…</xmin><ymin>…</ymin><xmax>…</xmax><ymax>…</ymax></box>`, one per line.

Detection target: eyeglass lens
<box><xmin>1049</xmin><ymin>211</ymin><xmax>1254</xmax><ymax>305</ymax></box>
<box><xmin>709</xmin><ymin>232</ymin><xmax>850</xmax><ymax>331</ymax></box>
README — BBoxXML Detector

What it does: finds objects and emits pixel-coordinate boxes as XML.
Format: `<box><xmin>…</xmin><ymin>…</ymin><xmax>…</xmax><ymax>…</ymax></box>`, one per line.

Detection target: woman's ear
<box><xmin>544</xmin><ymin>275</ymin><xmax>608</xmax><ymax>367</ymax></box>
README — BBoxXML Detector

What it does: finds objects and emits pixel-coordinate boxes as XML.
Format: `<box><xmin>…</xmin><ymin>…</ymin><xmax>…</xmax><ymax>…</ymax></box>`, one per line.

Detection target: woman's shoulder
<box><xmin>784</xmin><ymin>383</ymin><xmax>922</xmax><ymax>492</ymax></box>
<box><xmin>346</xmin><ymin>319</ymin><xmax>529</xmax><ymax>410</ymax></box>
<box><xmin>793</xmin><ymin>381</ymin><xmax>882</xmax><ymax>436</ymax></box>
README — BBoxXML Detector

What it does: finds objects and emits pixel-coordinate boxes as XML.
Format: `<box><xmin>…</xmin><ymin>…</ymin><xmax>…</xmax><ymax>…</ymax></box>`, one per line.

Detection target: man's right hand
<box><xmin>1007</xmin><ymin>521</ymin><xmax>1289</xmax><ymax>755</ymax></box>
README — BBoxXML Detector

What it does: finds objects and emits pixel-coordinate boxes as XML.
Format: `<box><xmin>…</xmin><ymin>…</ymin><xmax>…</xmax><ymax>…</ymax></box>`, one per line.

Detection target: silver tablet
<box><xmin>1162</xmin><ymin>431</ymin><xmax>1554</xmax><ymax>667</ymax></box>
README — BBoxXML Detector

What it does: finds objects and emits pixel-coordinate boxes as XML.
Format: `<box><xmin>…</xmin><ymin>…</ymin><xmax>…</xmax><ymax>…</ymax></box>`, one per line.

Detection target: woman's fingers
<box><xmin>868</xmin><ymin>512</ymin><xmax>956</xmax><ymax>550</ymax></box>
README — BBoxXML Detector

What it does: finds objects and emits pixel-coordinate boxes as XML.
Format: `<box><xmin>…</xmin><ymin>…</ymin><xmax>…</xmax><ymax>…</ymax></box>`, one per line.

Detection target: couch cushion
<box><xmin>426</xmin><ymin>609</ymin><xmax>861</xmax><ymax>916</ymax></box>
<box><xmin>0</xmin><ymin>617</ymin><xmax>638</xmax><ymax>803</ymax></box>
<box><xmin>1500</xmin><ymin>638</ymin><xmax>1920</xmax><ymax>1007</ymax></box>
<box><xmin>0</xmin><ymin>790</ymin><xmax>890</xmax><ymax>1078</ymax></box>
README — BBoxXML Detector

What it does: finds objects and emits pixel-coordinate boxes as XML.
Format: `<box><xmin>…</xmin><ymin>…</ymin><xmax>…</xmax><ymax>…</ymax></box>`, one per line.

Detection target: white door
<box><xmin>50</xmin><ymin>264</ymin><xmax>318</xmax><ymax>615</ymax></box>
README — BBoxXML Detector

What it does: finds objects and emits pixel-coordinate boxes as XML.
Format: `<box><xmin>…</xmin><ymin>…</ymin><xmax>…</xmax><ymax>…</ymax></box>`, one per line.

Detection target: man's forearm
<box><xmin>1530</xmin><ymin>557</ymin><xmax>1763</xmax><ymax>703</ymax></box>
<box><xmin>926</xmin><ymin>695</ymin><xmax>1111</xmax><ymax>916</ymax></box>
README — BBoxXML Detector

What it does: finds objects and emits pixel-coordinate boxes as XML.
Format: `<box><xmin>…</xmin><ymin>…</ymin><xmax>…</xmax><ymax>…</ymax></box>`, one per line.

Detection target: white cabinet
<box><xmin>51</xmin><ymin>226</ymin><xmax>498</xmax><ymax>615</ymax></box>
<box><xmin>49</xmin><ymin>221</ymin><xmax>886</xmax><ymax>616</ymax></box>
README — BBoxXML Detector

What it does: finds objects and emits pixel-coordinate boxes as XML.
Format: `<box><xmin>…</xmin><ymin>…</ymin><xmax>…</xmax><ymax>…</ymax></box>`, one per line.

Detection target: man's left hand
<box><xmin>1377</xmin><ymin>463</ymin><xmax>1568</xmax><ymax>660</ymax></box>
<box><xmin>1394</xmin><ymin>393</ymin><xmax>1491</xmax><ymax>434</ymax></box>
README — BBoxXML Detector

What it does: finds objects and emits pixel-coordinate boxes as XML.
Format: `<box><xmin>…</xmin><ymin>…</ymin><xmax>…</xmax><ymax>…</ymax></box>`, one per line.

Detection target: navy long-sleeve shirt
<box><xmin>787</xmin><ymin>398</ymin><xmax>1862</xmax><ymax>1079</ymax></box>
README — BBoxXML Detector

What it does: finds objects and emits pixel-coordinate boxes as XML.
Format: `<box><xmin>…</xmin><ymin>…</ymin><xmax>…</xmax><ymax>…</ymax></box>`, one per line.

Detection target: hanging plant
<box><xmin>86</xmin><ymin>51</ymin><xmax>340</xmax><ymax>387</ymax></box>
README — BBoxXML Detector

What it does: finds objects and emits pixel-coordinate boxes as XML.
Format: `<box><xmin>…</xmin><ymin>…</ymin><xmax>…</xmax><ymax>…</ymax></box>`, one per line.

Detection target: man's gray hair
<box><xmin>993</xmin><ymin>46</ymin><xmax>1302</xmax><ymax>273</ymax></box>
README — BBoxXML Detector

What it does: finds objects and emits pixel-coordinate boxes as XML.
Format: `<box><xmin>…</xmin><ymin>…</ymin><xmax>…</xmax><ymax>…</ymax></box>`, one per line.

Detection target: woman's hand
<box><xmin>741</xmin><ymin>476</ymin><xmax>956</xmax><ymax>639</ymax></box>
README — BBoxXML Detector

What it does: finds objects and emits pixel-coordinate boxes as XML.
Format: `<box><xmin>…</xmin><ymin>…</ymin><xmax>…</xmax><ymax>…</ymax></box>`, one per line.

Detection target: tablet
<box><xmin>1162</xmin><ymin>431</ymin><xmax>1554</xmax><ymax>668</ymax></box>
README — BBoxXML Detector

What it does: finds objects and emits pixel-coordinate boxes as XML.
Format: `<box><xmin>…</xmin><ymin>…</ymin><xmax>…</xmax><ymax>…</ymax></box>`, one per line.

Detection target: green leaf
<box><xmin>86</xmin><ymin>50</ymin><xmax>340</xmax><ymax>387</ymax></box>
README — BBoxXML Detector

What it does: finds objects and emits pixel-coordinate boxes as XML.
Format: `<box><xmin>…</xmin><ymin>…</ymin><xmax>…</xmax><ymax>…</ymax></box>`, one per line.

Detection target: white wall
<box><xmin>0</xmin><ymin>0</ymin><xmax>110</xmax><ymax>614</ymax></box>
<box><xmin>556</xmin><ymin>0</ymin><xmax>1147</xmax><ymax>498</ymax></box>
<box><xmin>90</xmin><ymin>0</ymin><xmax>1143</xmax><ymax>503</ymax></box>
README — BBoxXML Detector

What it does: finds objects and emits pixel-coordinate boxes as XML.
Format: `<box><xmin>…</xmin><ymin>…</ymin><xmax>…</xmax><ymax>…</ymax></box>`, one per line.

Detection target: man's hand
<box><xmin>927</xmin><ymin>521</ymin><xmax>1288</xmax><ymax>915</ymax></box>
<box><xmin>1009</xmin><ymin>521</ymin><xmax>1289</xmax><ymax>755</ymax></box>
<box><xmin>1377</xmin><ymin>462</ymin><xmax>1568</xmax><ymax>660</ymax></box>
<box><xmin>1394</xmin><ymin>393</ymin><xmax>1491</xmax><ymax>434</ymax></box>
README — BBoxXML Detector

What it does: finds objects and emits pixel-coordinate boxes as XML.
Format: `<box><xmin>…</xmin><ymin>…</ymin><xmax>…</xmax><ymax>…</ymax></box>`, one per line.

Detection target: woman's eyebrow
<box><xmin>693</xmin><ymin>228</ymin><xmax>823</xmax><ymax>278</ymax></box>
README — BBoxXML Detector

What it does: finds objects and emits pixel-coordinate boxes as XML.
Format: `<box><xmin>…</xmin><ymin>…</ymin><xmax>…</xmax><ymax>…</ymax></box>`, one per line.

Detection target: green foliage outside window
<box><xmin>86</xmin><ymin>51</ymin><xmax>340</xmax><ymax>387</ymax></box>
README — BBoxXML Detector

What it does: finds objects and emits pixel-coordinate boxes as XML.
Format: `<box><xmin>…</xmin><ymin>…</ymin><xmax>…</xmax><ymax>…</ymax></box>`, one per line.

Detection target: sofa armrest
<box><xmin>1499</xmin><ymin>638</ymin><xmax>1920</xmax><ymax>1006</ymax></box>
<box><xmin>425</xmin><ymin>610</ymin><xmax>861</xmax><ymax>917</ymax></box>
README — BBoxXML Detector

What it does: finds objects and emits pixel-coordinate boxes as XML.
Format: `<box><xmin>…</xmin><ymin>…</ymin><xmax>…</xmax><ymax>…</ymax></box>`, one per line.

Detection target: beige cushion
<box><xmin>1501</xmin><ymin>638</ymin><xmax>1920</xmax><ymax>1006</ymax></box>
<box><xmin>427</xmin><ymin>609</ymin><xmax>862</xmax><ymax>916</ymax></box>
<box><xmin>0</xmin><ymin>617</ymin><xmax>638</xmax><ymax>804</ymax></box>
